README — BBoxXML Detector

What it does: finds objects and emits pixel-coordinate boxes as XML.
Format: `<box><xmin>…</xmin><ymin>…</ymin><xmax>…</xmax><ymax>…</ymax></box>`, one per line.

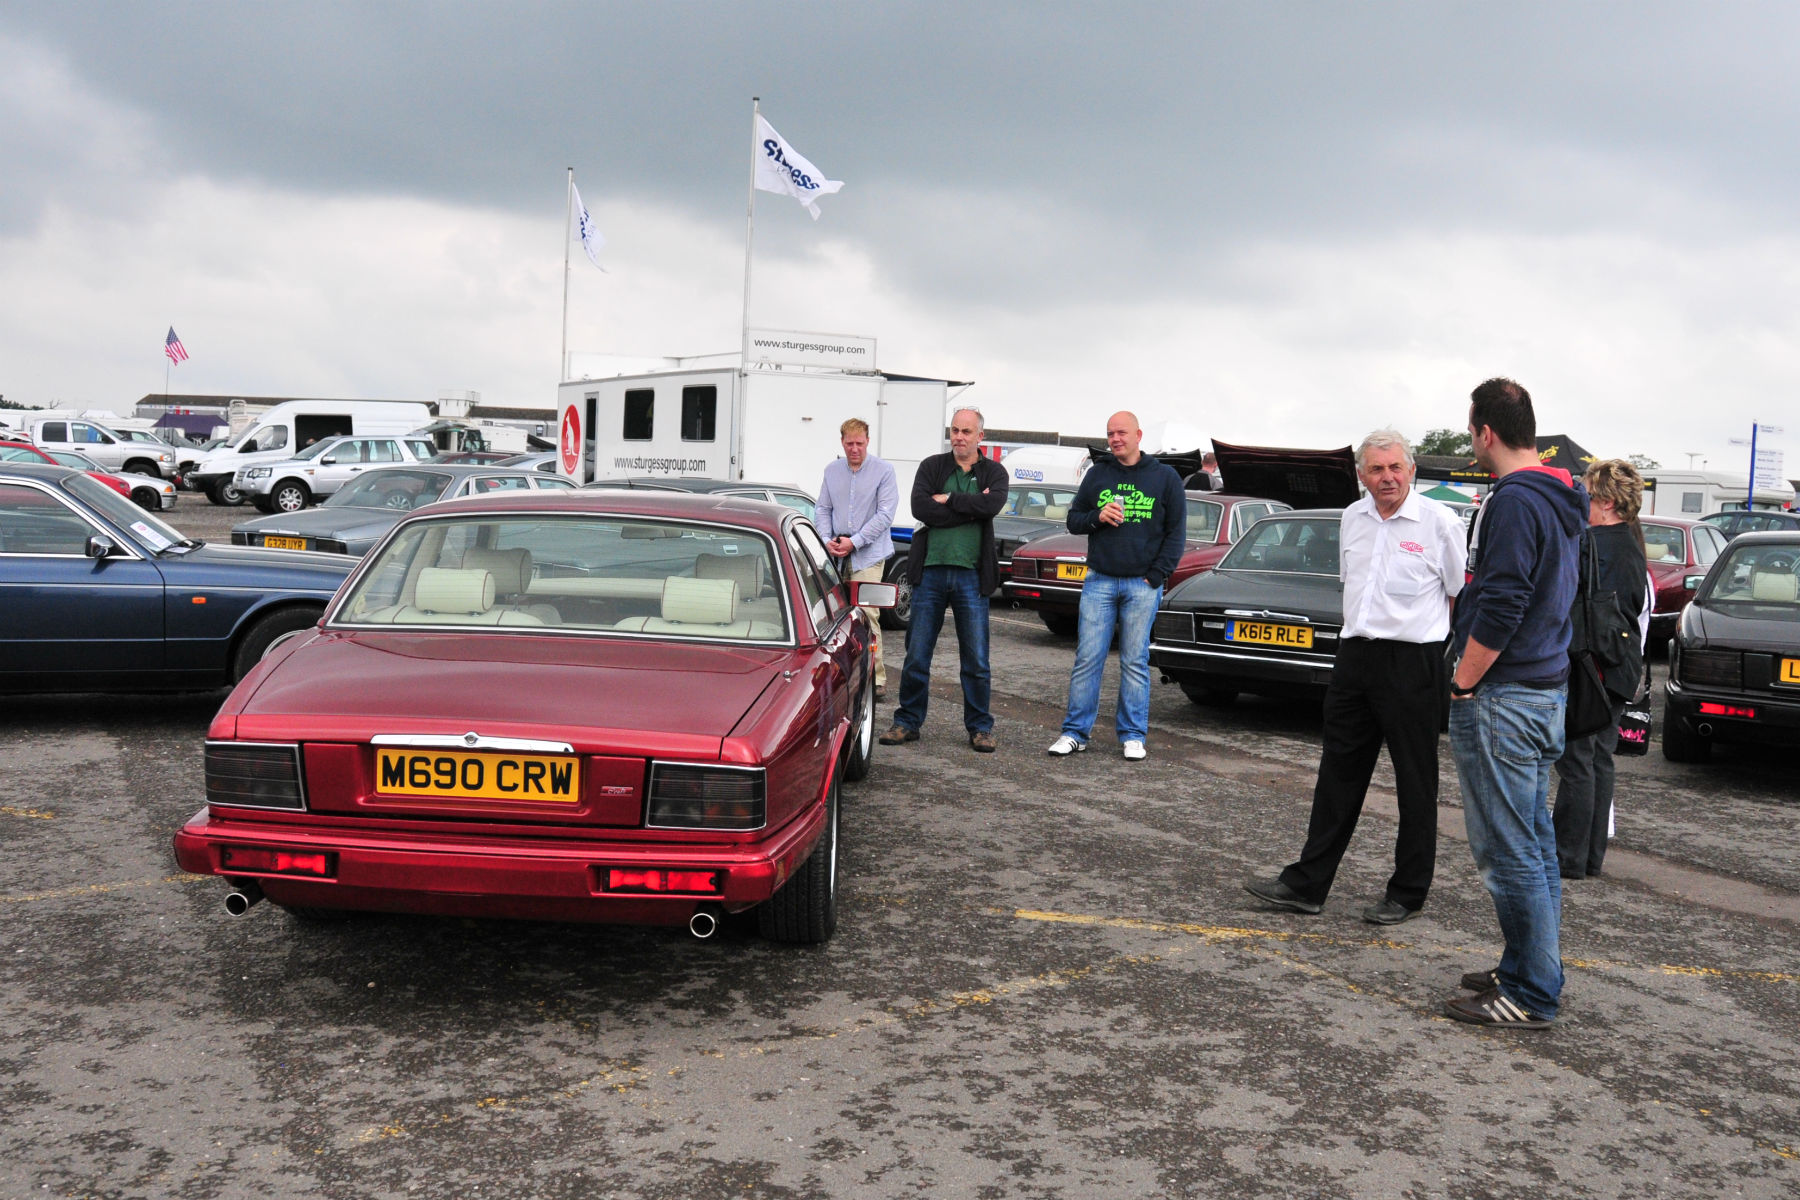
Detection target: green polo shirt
<box><xmin>923</xmin><ymin>462</ymin><xmax>983</xmax><ymax>569</ymax></box>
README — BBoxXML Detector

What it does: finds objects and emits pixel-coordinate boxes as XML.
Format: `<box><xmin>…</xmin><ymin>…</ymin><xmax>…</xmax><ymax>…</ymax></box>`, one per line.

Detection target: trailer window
<box><xmin>681</xmin><ymin>387</ymin><xmax>716</xmax><ymax>441</ymax></box>
<box><xmin>623</xmin><ymin>389</ymin><xmax>654</xmax><ymax>441</ymax></box>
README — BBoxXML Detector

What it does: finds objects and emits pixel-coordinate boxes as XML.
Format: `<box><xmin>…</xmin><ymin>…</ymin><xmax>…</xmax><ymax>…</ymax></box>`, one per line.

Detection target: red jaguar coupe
<box><xmin>174</xmin><ymin>490</ymin><xmax>890</xmax><ymax>943</ymax></box>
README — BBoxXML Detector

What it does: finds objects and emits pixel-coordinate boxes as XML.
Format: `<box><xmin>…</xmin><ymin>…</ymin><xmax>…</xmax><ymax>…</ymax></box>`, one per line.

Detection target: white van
<box><xmin>184</xmin><ymin>400</ymin><xmax>433</xmax><ymax>505</ymax></box>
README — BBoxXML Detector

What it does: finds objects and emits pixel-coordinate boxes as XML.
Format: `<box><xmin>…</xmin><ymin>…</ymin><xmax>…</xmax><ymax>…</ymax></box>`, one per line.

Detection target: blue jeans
<box><xmin>895</xmin><ymin>566</ymin><xmax>991</xmax><ymax>735</ymax></box>
<box><xmin>1061</xmin><ymin>573</ymin><xmax>1161</xmax><ymax>744</ymax></box>
<box><xmin>1449</xmin><ymin>681</ymin><xmax>1567</xmax><ymax>1019</ymax></box>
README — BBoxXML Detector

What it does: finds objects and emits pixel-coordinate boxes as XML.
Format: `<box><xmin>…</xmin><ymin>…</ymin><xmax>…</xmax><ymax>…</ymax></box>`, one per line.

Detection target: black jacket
<box><xmin>1065</xmin><ymin>453</ymin><xmax>1188</xmax><ymax>589</ymax></box>
<box><xmin>1577</xmin><ymin>521</ymin><xmax>1650</xmax><ymax>701</ymax></box>
<box><xmin>906</xmin><ymin>453</ymin><xmax>1010</xmax><ymax>593</ymax></box>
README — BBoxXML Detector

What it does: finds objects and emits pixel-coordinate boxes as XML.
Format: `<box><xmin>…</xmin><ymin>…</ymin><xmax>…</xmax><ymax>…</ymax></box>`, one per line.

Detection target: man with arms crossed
<box><xmin>1445</xmin><ymin>378</ymin><xmax>1585</xmax><ymax>1029</ymax></box>
<box><xmin>1046</xmin><ymin>411</ymin><xmax>1186</xmax><ymax>761</ymax></box>
<box><xmin>817</xmin><ymin>418</ymin><xmax>899</xmax><ymax>698</ymax></box>
<box><xmin>881</xmin><ymin>408</ymin><xmax>1009</xmax><ymax>752</ymax></box>
<box><xmin>1244</xmin><ymin>430</ymin><xmax>1465</xmax><ymax>923</ymax></box>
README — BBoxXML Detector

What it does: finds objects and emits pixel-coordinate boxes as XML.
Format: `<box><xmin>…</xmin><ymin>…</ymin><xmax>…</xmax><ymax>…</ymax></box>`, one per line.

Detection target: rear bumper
<box><xmin>1664</xmin><ymin>678</ymin><xmax>1800</xmax><ymax>745</ymax></box>
<box><xmin>1150</xmin><ymin>641</ymin><xmax>1337</xmax><ymax>693</ymax></box>
<box><xmin>1001</xmin><ymin>579</ymin><xmax>1083</xmax><ymax>614</ymax></box>
<box><xmin>173</xmin><ymin>802</ymin><xmax>826</xmax><ymax>924</ymax></box>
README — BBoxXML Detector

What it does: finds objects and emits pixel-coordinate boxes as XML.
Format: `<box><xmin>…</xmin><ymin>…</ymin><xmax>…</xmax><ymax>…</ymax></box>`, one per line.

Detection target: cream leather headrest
<box><xmin>661</xmin><ymin>575</ymin><xmax>739</xmax><ymax>625</ymax></box>
<box><xmin>415</xmin><ymin>567</ymin><xmax>495</xmax><ymax>614</ymax></box>
<box><xmin>463</xmin><ymin>547</ymin><xmax>532</xmax><ymax>597</ymax></box>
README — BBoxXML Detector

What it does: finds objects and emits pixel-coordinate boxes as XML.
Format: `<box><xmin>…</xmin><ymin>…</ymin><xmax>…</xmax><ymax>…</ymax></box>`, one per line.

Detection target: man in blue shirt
<box><xmin>817</xmin><ymin>418</ymin><xmax>899</xmax><ymax>696</ymax></box>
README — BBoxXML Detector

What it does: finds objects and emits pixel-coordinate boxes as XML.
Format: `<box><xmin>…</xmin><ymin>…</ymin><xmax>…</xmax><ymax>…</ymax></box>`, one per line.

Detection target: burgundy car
<box><xmin>1004</xmin><ymin>493</ymin><xmax>1290</xmax><ymax>635</ymax></box>
<box><xmin>1644</xmin><ymin>516</ymin><xmax>1729</xmax><ymax>645</ymax></box>
<box><xmin>174</xmin><ymin>490</ymin><xmax>890</xmax><ymax>944</ymax></box>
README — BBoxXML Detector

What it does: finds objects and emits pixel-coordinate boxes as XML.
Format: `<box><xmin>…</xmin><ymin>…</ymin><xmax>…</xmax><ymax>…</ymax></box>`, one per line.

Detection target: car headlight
<box><xmin>645</xmin><ymin>763</ymin><xmax>766</xmax><ymax>829</ymax></box>
<box><xmin>246</xmin><ymin>467</ymin><xmax>272</xmax><ymax>479</ymax></box>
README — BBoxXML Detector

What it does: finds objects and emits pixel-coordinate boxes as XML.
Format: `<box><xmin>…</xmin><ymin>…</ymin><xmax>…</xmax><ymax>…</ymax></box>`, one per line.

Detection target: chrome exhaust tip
<box><xmin>688</xmin><ymin>905</ymin><xmax>721</xmax><ymax>940</ymax></box>
<box><xmin>224</xmin><ymin>880</ymin><xmax>265</xmax><ymax>916</ymax></box>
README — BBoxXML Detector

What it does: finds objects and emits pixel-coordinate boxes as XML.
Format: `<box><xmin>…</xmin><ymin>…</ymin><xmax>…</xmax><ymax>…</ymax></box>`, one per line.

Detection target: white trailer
<box><xmin>1642</xmin><ymin>469</ymin><xmax>1795</xmax><ymax>516</ymax></box>
<box><xmin>556</xmin><ymin>361</ymin><xmax>960</xmax><ymax>624</ymax></box>
<box><xmin>556</xmin><ymin>363</ymin><xmax>954</xmax><ymax>513</ymax></box>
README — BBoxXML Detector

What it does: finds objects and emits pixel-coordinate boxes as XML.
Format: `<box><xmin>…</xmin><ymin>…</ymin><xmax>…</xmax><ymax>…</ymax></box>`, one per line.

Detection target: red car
<box><xmin>1643</xmin><ymin>516</ymin><xmax>1729</xmax><ymax>645</ymax></box>
<box><xmin>174</xmin><ymin>490</ymin><xmax>891</xmax><ymax>943</ymax></box>
<box><xmin>0</xmin><ymin>440</ymin><xmax>133</xmax><ymax>503</ymax></box>
<box><xmin>1005</xmin><ymin>493</ymin><xmax>1291</xmax><ymax>634</ymax></box>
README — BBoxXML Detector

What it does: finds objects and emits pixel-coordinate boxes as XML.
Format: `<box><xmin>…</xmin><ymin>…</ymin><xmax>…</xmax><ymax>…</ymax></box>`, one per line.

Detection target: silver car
<box><xmin>232</xmin><ymin>465</ymin><xmax>578</xmax><ymax>556</ymax></box>
<box><xmin>237</xmin><ymin>434</ymin><xmax>441</xmax><ymax>513</ymax></box>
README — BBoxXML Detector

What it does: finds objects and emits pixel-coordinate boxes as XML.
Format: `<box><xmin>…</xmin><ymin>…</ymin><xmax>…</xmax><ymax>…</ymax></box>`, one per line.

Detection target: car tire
<box><xmin>123</xmin><ymin>459</ymin><xmax>160</xmax><ymax>477</ymax></box>
<box><xmin>1661</xmin><ymin>715</ymin><xmax>1712</xmax><ymax>764</ymax></box>
<box><xmin>272</xmin><ymin>480</ymin><xmax>311</xmax><ymax>513</ymax></box>
<box><xmin>757</xmin><ymin>770</ymin><xmax>839</xmax><ymax>944</ymax></box>
<box><xmin>231</xmin><ymin>606</ymin><xmax>323</xmax><ymax>682</ymax></box>
<box><xmin>879</xmin><ymin>560</ymin><xmax>911</xmax><ymax>631</ymax></box>
<box><xmin>130</xmin><ymin>486</ymin><xmax>160</xmax><ymax>510</ymax></box>
<box><xmin>1040</xmin><ymin>611</ymin><xmax>1078</xmax><ymax>637</ymax></box>
<box><xmin>843</xmin><ymin>665</ymin><xmax>875</xmax><ymax>783</ymax></box>
<box><xmin>1179</xmin><ymin>682</ymin><xmax>1239</xmax><ymax>706</ymax></box>
<box><xmin>208</xmin><ymin>480</ymin><xmax>248</xmax><ymax>506</ymax></box>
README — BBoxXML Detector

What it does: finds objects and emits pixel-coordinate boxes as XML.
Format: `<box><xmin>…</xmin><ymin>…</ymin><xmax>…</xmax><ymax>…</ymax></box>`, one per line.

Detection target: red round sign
<box><xmin>560</xmin><ymin>404</ymin><xmax>581</xmax><ymax>475</ymax></box>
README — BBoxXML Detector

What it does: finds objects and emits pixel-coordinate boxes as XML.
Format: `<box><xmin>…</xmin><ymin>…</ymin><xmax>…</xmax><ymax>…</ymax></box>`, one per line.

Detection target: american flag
<box><xmin>164</xmin><ymin>327</ymin><xmax>189</xmax><ymax>364</ymax></box>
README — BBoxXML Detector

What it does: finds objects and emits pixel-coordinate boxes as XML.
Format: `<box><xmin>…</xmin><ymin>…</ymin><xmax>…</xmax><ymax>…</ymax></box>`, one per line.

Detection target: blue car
<box><xmin>0</xmin><ymin>463</ymin><xmax>355</xmax><ymax>691</ymax></box>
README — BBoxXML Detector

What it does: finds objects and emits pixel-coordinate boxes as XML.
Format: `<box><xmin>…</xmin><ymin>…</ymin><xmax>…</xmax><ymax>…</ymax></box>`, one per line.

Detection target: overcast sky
<box><xmin>2</xmin><ymin>1</ymin><xmax>1796</xmax><ymax>476</ymax></box>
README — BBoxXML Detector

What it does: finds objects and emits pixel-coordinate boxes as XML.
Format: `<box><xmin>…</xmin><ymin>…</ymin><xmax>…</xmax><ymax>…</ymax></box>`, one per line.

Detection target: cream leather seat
<box><xmin>464</xmin><ymin>547</ymin><xmax>560</xmax><ymax>624</ymax></box>
<box><xmin>612</xmin><ymin>575</ymin><xmax>782</xmax><ymax>638</ymax></box>
<box><xmin>1750</xmin><ymin>570</ymin><xmax>1799</xmax><ymax>602</ymax></box>
<box><xmin>366</xmin><ymin>567</ymin><xmax>545</xmax><ymax>626</ymax></box>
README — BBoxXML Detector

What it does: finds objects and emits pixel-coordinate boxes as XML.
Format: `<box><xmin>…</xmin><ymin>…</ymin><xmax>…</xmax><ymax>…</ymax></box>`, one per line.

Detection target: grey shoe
<box><xmin>1361</xmin><ymin>898</ymin><xmax>1421</xmax><ymax>925</ymax></box>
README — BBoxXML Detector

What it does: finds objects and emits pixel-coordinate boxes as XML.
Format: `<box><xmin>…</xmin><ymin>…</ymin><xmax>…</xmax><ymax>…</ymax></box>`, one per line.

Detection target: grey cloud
<box><xmin>7</xmin><ymin>2</ymin><xmax>1800</xmax><ymax>309</ymax></box>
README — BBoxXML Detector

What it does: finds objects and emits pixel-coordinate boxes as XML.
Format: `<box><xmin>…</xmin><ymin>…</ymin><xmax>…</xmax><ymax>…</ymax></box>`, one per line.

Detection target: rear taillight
<box><xmin>205</xmin><ymin>742</ymin><xmax>305</xmax><ymax>811</ymax></box>
<box><xmin>645</xmin><ymin>763</ymin><xmax>766</xmax><ymax>830</ymax></box>
<box><xmin>1678</xmin><ymin>650</ymin><xmax>1741</xmax><ymax>689</ymax></box>
<box><xmin>219</xmin><ymin>846</ymin><xmax>335</xmax><ymax>877</ymax></box>
<box><xmin>605</xmin><ymin>868</ymin><xmax>720</xmax><ymax>894</ymax></box>
<box><xmin>1012</xmin><ymin>559</ymin><xmax>1039</xmax><ymax>580</ymax></box>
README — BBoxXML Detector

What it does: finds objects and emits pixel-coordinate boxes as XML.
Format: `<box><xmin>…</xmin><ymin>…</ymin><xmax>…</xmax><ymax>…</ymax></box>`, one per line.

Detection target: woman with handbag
<box><xmin>1552</xmin><ymin>459</ymin><xmax>1649</xmax><ymax>879</ymax></box>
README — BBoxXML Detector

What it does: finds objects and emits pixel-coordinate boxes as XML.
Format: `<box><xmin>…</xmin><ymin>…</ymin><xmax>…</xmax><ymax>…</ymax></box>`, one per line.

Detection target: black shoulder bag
<box><xmin>1565</xmin><ymin>532</ymin><xmax>1615</xmax><ymax>738</ymax></box>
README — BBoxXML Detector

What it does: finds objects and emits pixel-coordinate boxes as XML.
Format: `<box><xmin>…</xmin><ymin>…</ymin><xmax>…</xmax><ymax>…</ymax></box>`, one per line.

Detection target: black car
<box><xmin>1662</xmin><ymin>530</ymin><xmax>1800</xmax><ymax>762</ymax></box>
<box><xmin>1148</xmin><ymin>509</ymin><xmax>1346</xmax><ymax>705</ymax></box>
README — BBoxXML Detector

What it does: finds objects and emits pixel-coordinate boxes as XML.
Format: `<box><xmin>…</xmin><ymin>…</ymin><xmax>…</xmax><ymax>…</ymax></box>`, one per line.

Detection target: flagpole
<box><xmin>560</xmin><ymin>167</ymin><xmax>574</xmax><ymax>383</ymax></box>
<box><xmin>737</xmin><ymin>97</ymin><xmax>760</xmax><ymax>481</ymax></box>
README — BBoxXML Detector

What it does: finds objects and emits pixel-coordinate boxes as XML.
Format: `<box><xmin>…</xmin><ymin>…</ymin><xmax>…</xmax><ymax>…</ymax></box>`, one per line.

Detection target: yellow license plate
<box><xmin>1227</xmin><ymin>621</ymin><xmax>1313</xmax><ymax>648</ymax></box>
<box><xmin>1781</xmin><ymin>658</ymin><xmax>1800</xmax><ymax>685</ymax></box>
<box><xmin>376</xmin><ymin>750</ymin><xmax>581</xmax><ymax>803</ymax></box>
<box><xmin>1056</xmin><ymin>563</ymin><xmax>1088</xmax><ymax>581</ymax></box>
<box><xmin>262</xmin><ymin>535</ymin><xmax>307</xmax><ymax>551</ymax></box>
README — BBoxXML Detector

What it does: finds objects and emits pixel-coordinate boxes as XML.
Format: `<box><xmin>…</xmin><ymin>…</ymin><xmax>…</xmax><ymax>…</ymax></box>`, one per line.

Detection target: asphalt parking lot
<box><xmin>3</xmin><ymin>497</ymin><xmax>1796</xmax><ymax>1199</ymax></box>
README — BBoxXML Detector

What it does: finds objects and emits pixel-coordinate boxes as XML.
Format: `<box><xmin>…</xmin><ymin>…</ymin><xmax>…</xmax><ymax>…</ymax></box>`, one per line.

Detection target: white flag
<box><xmin>571</xmin><ymin>182</ymin><xmax>606</xmax><ymax>270</ymax></box>
<box><xmin>753</xmin><ymin>114</ymin><xmax>843</xmax><ymax>220</ymax></box>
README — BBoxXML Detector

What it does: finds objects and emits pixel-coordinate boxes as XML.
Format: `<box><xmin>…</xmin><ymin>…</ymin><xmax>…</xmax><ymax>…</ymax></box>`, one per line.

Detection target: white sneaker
<box><xmin>1122</xmin><ymin>739</ymin><xmax>1147</xmax><ymax>761</ymax></box>
<box><xmin>1046</xmin><ymin>735</ymin><xmax>1087</xmax><ymax>756</ymax></box>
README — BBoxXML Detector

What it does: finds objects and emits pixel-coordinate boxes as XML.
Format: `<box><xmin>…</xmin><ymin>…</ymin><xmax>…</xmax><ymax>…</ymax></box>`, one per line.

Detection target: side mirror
<box><xmin>1683</xmin><ymin>574</ymin><xmax>1705</xmax><ymax>591</ymax></box>
<box><xmin>85</xmin><ymin>535</ymin><xmax>117</xmax><ymax>560</ymax></box>
<box><xmin>320</xmin><ymin>455</ymin><xmax>340</xmax><ymax>465</ymax></box>
<box><xmin>851</xmin><ymin>580</ymin><xmax>899</xmax><ymax>609</ymax></box>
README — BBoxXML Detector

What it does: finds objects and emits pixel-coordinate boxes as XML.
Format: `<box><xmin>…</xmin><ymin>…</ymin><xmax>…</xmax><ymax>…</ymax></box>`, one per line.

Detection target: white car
<box><xmin>237</xmin><ymin>434</ymin><xmax>441</xmax><ymax>513</ymax></box>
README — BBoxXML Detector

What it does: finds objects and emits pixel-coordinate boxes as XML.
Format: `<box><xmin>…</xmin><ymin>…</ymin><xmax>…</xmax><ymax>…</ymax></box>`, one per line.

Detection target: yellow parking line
<box><xmin>0</xmin><ymin>873</ymin><xmax>210</xmax><ymax>906</ymax></box>
<box><xmin>1</xmin><ymin>805</ymin><xmax>56</xmax><ymax>821</ymax></box>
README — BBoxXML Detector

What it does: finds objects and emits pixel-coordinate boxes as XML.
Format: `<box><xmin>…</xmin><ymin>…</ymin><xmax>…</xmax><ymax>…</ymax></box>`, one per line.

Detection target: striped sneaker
<box><xmin>1445</xmin><ymin>987</ymin><xmax>1553</xmax><ymax>1029</ymax></box>
<box><xmin>1459</xmin><ymin>968</ymin><xmax>1499</xmax><ymax>992</ymax></box>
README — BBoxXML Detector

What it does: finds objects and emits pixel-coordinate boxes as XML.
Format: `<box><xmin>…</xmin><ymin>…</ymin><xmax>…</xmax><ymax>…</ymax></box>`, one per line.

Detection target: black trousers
<box><xmin>1278</xmin><ymin>637</ymin><xmax>1445</xmax><ymax>909</ymax></box>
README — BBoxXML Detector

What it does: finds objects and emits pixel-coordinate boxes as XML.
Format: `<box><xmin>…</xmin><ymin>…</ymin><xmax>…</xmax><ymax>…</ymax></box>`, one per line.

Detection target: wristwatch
<box><xmin>1450</xmin><ymin>681</ymin><xmax>1478</xmax><ymax>697</ymax></box>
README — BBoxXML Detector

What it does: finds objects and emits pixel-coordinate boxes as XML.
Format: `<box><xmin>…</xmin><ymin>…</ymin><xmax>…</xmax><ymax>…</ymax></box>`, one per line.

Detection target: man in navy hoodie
<box><xmin>1046</xmin><ymin>411</ymin><xmax>1186</xmax><ymax>761</ymax></box>
<box><xmin>1445</xmin><ymin>378</ymin><xmax>1587</xmax><ymax>1029</ymax></box>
